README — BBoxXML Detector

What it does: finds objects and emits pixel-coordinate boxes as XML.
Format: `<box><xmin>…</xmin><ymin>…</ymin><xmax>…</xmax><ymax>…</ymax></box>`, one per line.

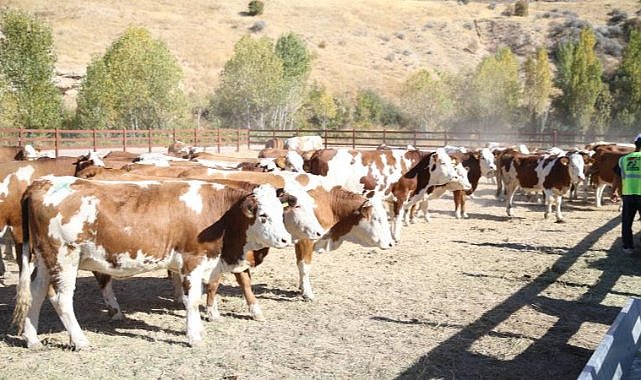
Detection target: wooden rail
<box><xmin>0</xmin><ymin>127</ymin><xmax>631</xmax><ymax>156</ymax></box>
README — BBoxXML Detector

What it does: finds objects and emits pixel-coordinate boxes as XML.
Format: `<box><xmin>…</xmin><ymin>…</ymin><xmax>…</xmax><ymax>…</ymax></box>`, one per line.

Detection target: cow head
<box><xmin>428</xmin><ymin>148</ymin><xmax>459</xmax><ymax>186</ymax></box>
<box><xmin>314</xmin><ymin>191</ymin><xmax>395</xmax><ymax>252</ymax></box>
<box><xmin>242</xmin><ymin>184</ymin><xmax>293</xmax><ymax>250</ymax></box>
<box><xmin>567</xmin><ymin>152</ymin><xmax>586</xmax><ymax>183</ymax></box>
<box><xmin>445</xmin><ymin>162</ymin><xmax>472</xmax><ymax>191</ymax></box>
<box><xmin>74</xmin><ymin>151</ymin><xmax>106</xmax><ymax>176</ymax></box>
<box><xmin>280</xmin><ymin>186</ymin><xmax>326</xmax><ymax>241</ymax></box>
<box><xmin>478</xmin><ymin>148</ymin><xmax>497</xmax><ymax>177</ymax></box>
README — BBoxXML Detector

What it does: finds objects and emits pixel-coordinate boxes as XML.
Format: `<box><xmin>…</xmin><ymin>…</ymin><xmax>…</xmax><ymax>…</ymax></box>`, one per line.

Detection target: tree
<box><xmin>523</xmin><ymin>47</ymin><xmax>553</xmax><ymax>132</ymax></box>
<box><xmin>614</xmin><ymin>28</ymin><xmax>641</xmax><ymax>129</ymax></box>
<box><xmin>463</xmin><ymin>46</ymin><xmax>521</xmax><ymax>131</ymax></box>
<box><xmin>272</xmin><ymin>33</ymin><xmax>311</xmax><ymax>129</ymax></box>
<box><xmin>0</xmin><ymin>9</ymin><xmax>62</xmax><ymax>129</ymax></box>
<box><xmin>554</xmin><ymin>27</ymin><xmax>604</xmax><ymax>133</ymax></box>
<box><xmin>76</xmin><ymin>27</ymin><xmax>185</xmax><ymax>130</ymax></box>
<box><xmin>0</xmin><ymin>74</ymin><xmax>18</xmax><ymax>128</ymax></box>
<box><xmin>214</xmin><ymin>35</ymin><xmax>284</xmax><ymax>129</ymax></box>
<box><xmin>400</xmin><ymin>69</ymin><xmax>454</xmax><ymax>131</ymax></box>
<box><xmin>300</xmin><ymin>82</ymin><xmax>337</xmax><ymax>129</ymax></box>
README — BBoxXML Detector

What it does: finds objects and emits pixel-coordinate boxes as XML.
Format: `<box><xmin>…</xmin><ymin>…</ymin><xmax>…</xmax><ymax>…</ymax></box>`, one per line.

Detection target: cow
<box><xmin>407</xmin><ymin>161</ymin><xmax>473</xmax><ymax>222</ymax></box>
<box><xmin>588</xmin><ymin>144</ymin><xmax>633</xmax><ymax>207</ymax></box>
<box><xmin>0</xmin><ymin>157</ymin><xmax>80</xmax><ymax>274</ymax></box>
<box><xmin>304</xmin><ymin>147</ymin><xmax>458</xmax><ymax>240</ymax></box>
<box><xmin>264</xmin><ymin>137</ymin><xmax>284</xmax><ymax>150</ymax></box>
<box><xmin>501</xmin><ymin>152</ymin><xmax>585</xmax><ymax>221</ymax></box>
<box><xmin>0</xmin><ymin>145</ymin><xmax>41</xmax><ymax>162</ymax></box>
<box><xmin>13</xmin><ymin>176</ymin><xmax>294</xmax><ymax>349</ymax></box>
<box><xmin>284</xmin><ymin>135</ymin><xmax>323</xmax><ymax>151</ymax></box>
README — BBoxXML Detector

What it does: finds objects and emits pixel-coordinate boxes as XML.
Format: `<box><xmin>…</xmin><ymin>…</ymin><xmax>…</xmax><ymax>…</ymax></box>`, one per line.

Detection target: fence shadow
<box><xmin>395</xmin><ymin>216</ymin><xmax>639</xmax><ymax>379</ymax></box>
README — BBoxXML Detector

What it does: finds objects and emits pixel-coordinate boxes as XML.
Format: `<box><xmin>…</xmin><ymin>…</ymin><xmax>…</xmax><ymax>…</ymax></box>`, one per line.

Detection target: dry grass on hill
<box><xmin>5</xmin><ymin>0</ymin><xmax>641</xmax><ymax>103</ymax></box>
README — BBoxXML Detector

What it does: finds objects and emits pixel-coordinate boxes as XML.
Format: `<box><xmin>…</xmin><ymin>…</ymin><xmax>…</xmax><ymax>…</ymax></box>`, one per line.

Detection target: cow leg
<box><xmin>453</xmin><ymin>190</ymin><xmax>462</xmax><ymax>219</ymax></box>
<box><xmin>595</xmin><ymin>183</ymin><xmax>607</xmax><ymax>207</ymax></box>
<box><xmin>49</xmin><ymin>254</ymin><xmax>89</xmax><ymax>350</ymax></box>
<box><xmin>204</xmin><ymin>272</ymin><xmax>223</xmax><ymax>322</ymax></box>
<box><xmin>171</xmin><ymin>270</ymin><xmax>184</xmax><ymax>303</ymax></box>
<box><xmin>420</xmin><ymin>200</ymin><xmax>431</xmax><ymax>222</ymax></box>
<box><xmin>22</xmin><ymin>258</ymin><xmax>50</xmax><ymax>349</ymax></box>
<box><xmin>543</xmin><ymin>190</ymin><xmax>552</xmax><ymax>219</ymax></box>
<box><xmin>182</xmin><ymin>267</ymin><xmax>205</xmax><ymax>347</ymax></box>
<box><xmin>456</xmin><ymin>190</ymin><xmax>468</xmax><ymax>219</ymax></box>
<box><xmin>554</xmin><ymin>194</ymin><xmax>564</xmax><ymax>222</ymax></box>
<box><xmin>295</xmin><ymin>239</ymin><xmax>315</xmax><ymax>301</ymax></box>
<box><xmin>505</xmin><ymin>183</ymin><xmax>518</xmax><ymax>217</ymax></box>
<box><xmin>93</xmin><ymin>272</ymin><xmax>123</xmax><ymax>321</ymax></box>
<box><xmin>234</xmin><ymin>270</ymin><xmax>264</xmax><ymax>321</ymax></box>
<box><xmin>0</xmin><ymin>254</ymin><xmax>5</xmax><ymax>279</ymax></box>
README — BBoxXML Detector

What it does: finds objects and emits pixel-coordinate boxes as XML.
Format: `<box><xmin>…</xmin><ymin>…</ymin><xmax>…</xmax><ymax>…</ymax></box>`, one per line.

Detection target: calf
<box><xmin>14</xmin><ymin>177</ymin><xmax>293</xmax><ymax>349</ymax></box>
<box><xmin>588</xmin><ymin>144</ymin><xmax>633</xmax><ymax>207</ymax></box>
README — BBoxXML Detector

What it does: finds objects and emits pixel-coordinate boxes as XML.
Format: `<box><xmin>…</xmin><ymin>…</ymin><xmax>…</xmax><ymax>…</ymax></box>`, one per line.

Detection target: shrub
<box><xmin>249</xmin><ymin>20</ymin><xmax>266</xmax><ymax>33</ymax></box>
<box><xmin>502</xmin><ymin>4</ymin><xmax>514</xmax><ymax>17</ymax></box>
<box><xmin>514</xmin><ymin>0</ymin><xmax>528</xmax><ymax>17</ymax></box>
<box><xmin>248</xmin><ymin>1</ymin><xmax>264</xmax><ymax>16</ymax></box>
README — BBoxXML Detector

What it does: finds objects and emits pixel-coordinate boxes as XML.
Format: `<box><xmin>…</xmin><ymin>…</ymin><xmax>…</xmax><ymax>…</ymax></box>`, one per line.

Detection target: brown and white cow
<box><xmin>587</xmin><ymin>144</ymin><xmax>633</xmax><ymax>207</ymax></box>
<box><xmin>284</xmin><ymin>135</ymin><xmax>323</xmax><ymax>151</ymax></box>
<box><xmin>0</xmin><ymin>158</ymin><xmax>80</xmax><ymax>273</ymax></box>
<box><xmin>501</xmin><ymin>152</ymin><xmax>585</xmax><ymax>221</ymax></box>
<box><xmin>304</xmin><ymin>147</ymin><xmax>458</xmax><ymax>240</ymax></box>
<box><xmin>14</xmin><ymin>176</ymin><xmax>293</xmax><ymax>349</ymax></box>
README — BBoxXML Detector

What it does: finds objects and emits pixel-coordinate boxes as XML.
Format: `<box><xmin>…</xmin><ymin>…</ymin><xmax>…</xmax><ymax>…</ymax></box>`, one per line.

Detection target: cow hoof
<box><xmin>108</xmin><ymin>308</ymin><xmax>124</xmax><ymax>321</ymax></box>
<box><xmin>463</xmin><ymin>213</ymin><xmax>469</xmax><ymax>219</ymax></box>
<box><xmin>71</xmin><ymin>339</ymin><xmax>91</xmax><ymax>351</ymax></box>
<box><xmin>555</xmin><ymin>219</ymin><xmax>566</xmax><ymax>224</ymax></box>
<box><xmin>189</xmin><ymin>337</ymin><xmax>203</xmax><ymax>347</ymax></box>
<box><xmin>26</xmin><ymin>341</ymin><xmax>44</xmax><ymax>350</ymax></box>
<box><xmin>249</xmin><ymin>304</ymin><xmax>265</xmax><ymax>321</ymax></box>
<box><xmin>544</xmin><ymin>213</ymin><xmax>549</xmax><ymax>220</ymax></box>
<box><xmin>204</xmin><ymin>312</ymin><xmax>222</xmax><ymax>322</ymax></box>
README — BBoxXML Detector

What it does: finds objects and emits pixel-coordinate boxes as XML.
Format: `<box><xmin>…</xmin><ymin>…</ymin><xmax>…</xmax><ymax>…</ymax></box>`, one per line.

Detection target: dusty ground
<box><xmin>0</xmin><ymin>181</ymin><xmax>638</xmax><ymax>379</ymax></box>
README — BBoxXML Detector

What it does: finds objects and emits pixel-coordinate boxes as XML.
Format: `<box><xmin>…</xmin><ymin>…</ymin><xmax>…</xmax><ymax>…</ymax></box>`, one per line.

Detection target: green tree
<box><xmin>400</xmin><ymin>69</ymin><xmax>454</xmax><ymax>131</ymax></box>
<box><xmin>554</xmin><ymin>27</ymin><xmax>604</xmax><ymax>133</ymax></box>
<box><xmin>214</xmin><ymin>35</ymin><xmax>284</xmax><ymax>129</ymax></box>
<box><xmin>354</xmin><ymin>89</ymin><xmax>384</xmax><ymax>127</ymax></box>
<box><xmin>523</xmin><ymin>47</ymin><xmax>553</xmax><ymax>132</ymax></box>
<box><xmin>0</xmin><ymin>74</ymin><xmax>18</xmax><ymax>128</ymax></box>
<box><xmin>300</xmin><ymin>82</ymin><xmax>337</xmax><ymax>129</ymax></box>
<box><xmin>464</xmin><ymin>46</ymin><xmax>521</xmax><ymax>130</ymax></box>
<box><xmin>76</xmin><ymin>27</ymin><xmax>185</xmax><ymax>130</ymax></box>
<box><xmin>272</xmin><ymin>33</ymin><xmax>311</xmax><ymax>129</ymax></box>
<box><xmin>614</xmin><ymin>28</ymin><xmax>641</xmax><ymax>129</ymax></box>
<box><xmin>0</xmin><ymin>9</ymin><xmax>62</xmax><ymax>129</ymax></box>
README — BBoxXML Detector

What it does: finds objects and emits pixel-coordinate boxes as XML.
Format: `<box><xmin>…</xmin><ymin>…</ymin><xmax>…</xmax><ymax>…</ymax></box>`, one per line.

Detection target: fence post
<box><xmin>148</xmin><ymin>129</ymin><xmax>152</xmax><ymax>153</ymax></box>
<box><xmin>54</xmin><ymin>128</ymin><xmax>59</xmax><ymax>158</ymax></box>
<box><xmin>18</xmin><ymin>128</ymin><xmax>23</xmax><ymax>147</ymax></box>
<box><xmin>247</xmin><ymin>129</ymin><xmax>251</xmax><ymax>150</ymax></box>
<box><xmin>296</xmin><ymin>128</ymin><xmax>300</xmax><ymax>137</ymax></box>
<box><xmin>194</xmin><ymin>127</ymin><xmax>199</xmax><ymax>147</ymax></box>
<box><xmin>323</xmin><ymin>128</ymin><xmax>328</xmax><ymax>148</ymax></box>
<box><xmin>352</xmin><ymin>128</ymin><xmax>356</xmax><ymax>149</ymax></box>
<box><xmin>217</xmin><ymin>128</ymin><xmax>221</xmax><ymax>154</ymax></box>
<box><xmin>444</xmin><ymin>131</ymin><xmax>448</xmax><ymax>145</ymax></box>
<box><xmin>172</xmin><ymin>127</ymin><xmax>176</xmax><ymax>143</ymax></box>
<box><xmin>383</xmin><ymin>128</ymin><xmax>387</xmax><ymax>145</ymax></box>
<box><xmin>122</xmin><ymin>129</ymin><xmax>127</xmax><ymax>151</ymax></box>
<box><xmin>237</xmin><ymin>127</ymin><xmax>241</xmax><ymax>152</ymax></box>
<box><xmin>92</xmin><ymin>129</ymin><xmax>97</xmax><ymax>152</ymax></box>
<box><xmin>476</xmin><ymin>130</ymin><xmax>481</xmax><ymax>148</ymax></box>
<box><xmin>552</xmin><ymin>129</ymin><xmax>558</xmax><ymax>147</ymax></box>
<box><xmin>413</xmin><ymin>130</ymin><xmax>417</xmax><ymax>148</ymax></box>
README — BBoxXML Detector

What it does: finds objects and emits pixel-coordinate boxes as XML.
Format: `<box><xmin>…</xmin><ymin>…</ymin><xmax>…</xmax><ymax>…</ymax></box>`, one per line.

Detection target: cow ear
<box><xmin>560</xmin><ymin>157</ymin><xmax>569</xmax><ymax>166</ymax></box>
<box><xmin>365</xmin><ymin>190</ymin><xmax>376</xmax><ymax>199</ymax></box>
<box><xmin>358</xmin><ymin>200</ymin><xmax>373</xmax><ymax>220</ymax></box>
<box><xmin>274</xmin><ymin>156</ymin><xmax>287</xmax><ymax>169</ymax></box>
<box><xmin>241</xmin><ymin>196</ymin><xmax>258</xmax><ymax>218</ymax></box>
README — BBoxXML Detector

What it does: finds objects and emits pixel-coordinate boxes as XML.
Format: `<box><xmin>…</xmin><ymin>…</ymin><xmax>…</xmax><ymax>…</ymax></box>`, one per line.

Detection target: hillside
<box><xmin>5</xmin><ymin>0</ymin><xmax>641</xmax><ymax>107</ymax></box>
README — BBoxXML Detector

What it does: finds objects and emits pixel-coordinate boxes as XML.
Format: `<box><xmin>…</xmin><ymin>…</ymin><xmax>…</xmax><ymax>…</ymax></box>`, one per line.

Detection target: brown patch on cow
<box><xmin>295</xmin><ymin>174</ymin><xmax>309</xmax><ymax>186</ymax></box>
<box><xmin>305</xmin><ymin>149</ymin><xmax>338</xmax><ymax>176</ymax></box>
<box><xmin>513</xmin><ymin>155</ymin><xmax>540</xmax><ymax>189</ymax></box>
<box><xmin>543</xmin><ymin>157</ymin><xmax>572</xmax><ymax>191</ymax></box>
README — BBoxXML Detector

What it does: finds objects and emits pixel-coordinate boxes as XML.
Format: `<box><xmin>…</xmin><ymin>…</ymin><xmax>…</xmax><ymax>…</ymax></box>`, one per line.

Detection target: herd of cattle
<box><xmin>0</xmin><ymin>135</ymin><xmax>632</xmax><ymax>350</ymax></box>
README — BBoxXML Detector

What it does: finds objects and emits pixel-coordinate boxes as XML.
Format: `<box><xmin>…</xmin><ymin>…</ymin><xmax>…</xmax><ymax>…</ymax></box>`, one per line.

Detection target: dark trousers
<box><xmin>621</xmin><ymin>195</ymin><xmax>641</xmax><ymax>249</ymax></box>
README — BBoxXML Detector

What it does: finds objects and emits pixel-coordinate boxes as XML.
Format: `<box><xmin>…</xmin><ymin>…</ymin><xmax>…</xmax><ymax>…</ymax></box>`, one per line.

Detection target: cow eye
<box><xmin>259</xmin><ymin>213</ymin><xmax>268</xmax><ymax>223</ymax></box>
<box><xmin>431</xmin><ymin>164</ymin><xmax>436</xmax><ymax>171</ymax></box>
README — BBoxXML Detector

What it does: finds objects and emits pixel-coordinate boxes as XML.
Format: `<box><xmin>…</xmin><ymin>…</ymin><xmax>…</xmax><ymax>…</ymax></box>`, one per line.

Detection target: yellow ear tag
<box><xmin>282</xmin><ymin>202</ymin><xmax>289</xmax><ymax>208</ymax></box>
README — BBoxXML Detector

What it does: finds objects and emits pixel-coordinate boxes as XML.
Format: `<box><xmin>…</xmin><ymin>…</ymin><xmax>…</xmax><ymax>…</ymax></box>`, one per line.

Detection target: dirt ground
<box><xmin>0</xmin><ymin>180</ymin><xmax>638</xmax><ymax>379</ymax></box>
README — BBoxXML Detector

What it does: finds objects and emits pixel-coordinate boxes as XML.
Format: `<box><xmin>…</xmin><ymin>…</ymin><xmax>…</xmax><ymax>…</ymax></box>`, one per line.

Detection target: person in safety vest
<box><xmin>617</xmin><ymin>134</ymin><xmax>641</xmax><ymax>255</ymax></box>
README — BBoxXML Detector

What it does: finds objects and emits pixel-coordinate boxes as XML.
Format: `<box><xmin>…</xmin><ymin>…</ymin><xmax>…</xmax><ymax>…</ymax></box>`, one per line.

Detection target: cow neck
<box><xmin>327</xmin><ymin>187</ymin><xmax>366</xmax><ymax>241</ymax></box>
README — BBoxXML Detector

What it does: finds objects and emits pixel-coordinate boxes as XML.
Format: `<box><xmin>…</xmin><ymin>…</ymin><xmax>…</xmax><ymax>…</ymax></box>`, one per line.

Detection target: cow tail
<box><xmin>12</xmin><ymin>194</ymin><xmax>33</xmax><ymax>334</ymax></box>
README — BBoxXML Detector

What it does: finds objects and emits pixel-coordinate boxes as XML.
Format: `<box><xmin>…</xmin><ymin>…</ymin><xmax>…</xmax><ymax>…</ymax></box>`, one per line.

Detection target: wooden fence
<box><xmin>0</xmin><ymin>127</ymin><xmax>632</xmax><ymax>156</ymax></box>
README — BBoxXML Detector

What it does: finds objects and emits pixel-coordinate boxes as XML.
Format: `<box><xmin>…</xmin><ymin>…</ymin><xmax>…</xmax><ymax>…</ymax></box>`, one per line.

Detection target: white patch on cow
<box><xmin>286</xmin><ymin>151</ymin><xmax>304</xmax><ymax>172</ymax></box>
<box><xmin>445</xmin><ymin>163</ymin><xmax>472</xmax><ymax>191</ymax></box>
<box><xmin>42</xmin><ymin>176</ymin><xmax>78</xmax><ymax>207</ymax></box>
<box><xmin>15</xmin><ymin>165</ymin><xmax>36</xmax><ymax>182</ymax></box>
<box><xmin>258</xmin><ymin>158</ymin><xmax>278</xmax><ymax>172</ymax></box>
<box><xmin>567</xmin><ymin>152</ymin><xmax>586</xmax><ymax>183</ymax></box>
<box><xmin>86</xmin><ymin>151</ymin><xmax>105</xmax><ymax>167</ymax></box>
<box><xmin>479</xmin><ymin>148</ymin><xmax>497</xmax><ymax>177</ymax></box>
<box><xmin>48</xmin><ymin>195</ymin><xmax>99</xmax><ymax>243</ymax></box>
<box><xmin>430</xmin><ymin>148</ymin><xmax>458</xmax><ymax>186</ymax></box>
<box><xmin>244</xmin><ymin>184</ymin><xmax>292</xmax><ymax>251</ymax></box>
<box><xmin>179</xmin><ymin>181</ymin><xmax>203</xmax><ymax>214</ymax></box>
<box><xmin>282</xmin><ymin>182</ymin><xmax>325</xmax><ymax>240</ymax></box>
<box><xmin>0</xmin><ymin>174</ymin><xmax>12</xmax><ymax>198</ymax></box>
<box><xmin>23</xmin><ymin>144</ymin><xmax>38</xmax><ymax>160</ymax></box>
